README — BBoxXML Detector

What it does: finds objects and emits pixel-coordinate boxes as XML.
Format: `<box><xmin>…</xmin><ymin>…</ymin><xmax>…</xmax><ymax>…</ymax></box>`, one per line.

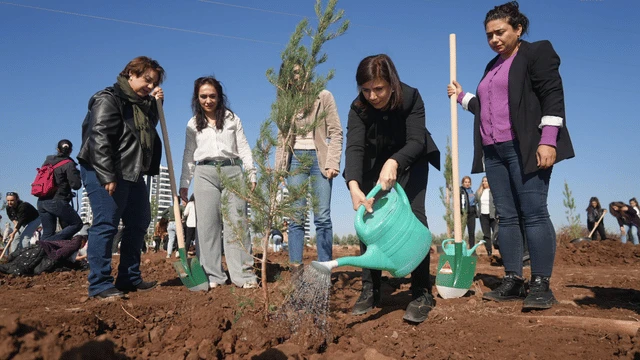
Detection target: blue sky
<box><xmin>0</xmin><ymin>0</ymin><xmax>638</xmax><ymax>238</ymax></box>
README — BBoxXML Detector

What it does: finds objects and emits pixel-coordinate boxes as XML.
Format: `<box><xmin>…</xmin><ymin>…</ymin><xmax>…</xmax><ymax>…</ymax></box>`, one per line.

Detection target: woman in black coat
<box><xmin>586</xmin><ymin>197</ymin><xmax>606</xmax><ymax>240</ymax></box>
<box><xmin>447</xmin><ymin>1</ymin><xmax>574</xmax><ymax>310</ymax></box>
<box><xmin>344</xmin><ymin>54</ymin><xmax>439</xmax><ymax>324</ymax></box>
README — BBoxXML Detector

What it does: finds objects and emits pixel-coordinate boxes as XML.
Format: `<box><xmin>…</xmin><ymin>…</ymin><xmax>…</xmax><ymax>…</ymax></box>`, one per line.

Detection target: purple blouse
<box><xmin>458</xmin><ymin>53</ymin><xmax>559</xmax><ymax>147</ymax></box>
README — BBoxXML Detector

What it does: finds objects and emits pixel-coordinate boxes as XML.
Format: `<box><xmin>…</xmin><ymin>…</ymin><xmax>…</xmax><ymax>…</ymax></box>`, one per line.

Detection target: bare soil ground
<box><xmin>2</xmin><ymin>232</ymin><xmax>640</xmax><ymax>359</ymax></box>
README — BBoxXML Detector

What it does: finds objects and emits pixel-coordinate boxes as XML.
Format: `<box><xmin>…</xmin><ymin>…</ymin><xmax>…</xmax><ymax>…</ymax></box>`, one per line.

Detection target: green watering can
<box><xmin>311</xmin><ymin>183</ymin><xmax>432</xmax><ymax>277</ymax></box>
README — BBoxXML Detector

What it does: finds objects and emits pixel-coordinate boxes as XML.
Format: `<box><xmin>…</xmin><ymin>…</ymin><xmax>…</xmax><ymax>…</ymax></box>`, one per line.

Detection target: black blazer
<box><xmin>464</xmin><ymin>40</ymin><xmax>574</xmax><ymax>175</ymax></box>
<box><xmin>344</xmin><ymin>83</ymin><xmax>440</xmax><ymax>189</ymax></box>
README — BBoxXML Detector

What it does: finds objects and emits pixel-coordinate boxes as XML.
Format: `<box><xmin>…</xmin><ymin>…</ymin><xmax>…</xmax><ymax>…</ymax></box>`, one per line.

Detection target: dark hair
<box><xmin>6</xmin><ymin>192</ymin><xmax>20</xmax><ymax>201</ymax></box>
<box><xmin>119</xmin><ymin>56</ymin><xmax>166</xmax><ymax>85</ymax></box>
<box><xmin>189</xmin><ymin>194</ymin><xmax>195</xmax><ymax>203</ymax></box>
<box><xmin>57</xmin><ymin>139</ymin><xmax>73</xmax><ymax>156</ymax></box>
<box><xmin>191</xmin><ymin>76</ymin><xmax>232</xmax><ymax>132</ymax></box>
<box><xmin>587</xmin><ymin>197</ymin><xmax>601</xmax><ymax>211</ymax></box>
<box><xmin>630</xmin><ymin>197</ymin><xmax>639</xmax><ymax>206</ymax></box>
<box><xmin>278</xmin><ymin>61</ymin><xmax>306</xmax><ymax>94</ymax></box>
<box><xmin>609</xmin><ymin>201</ymin><xmax>628</xmax><ymax>220</ymax></box>
<box><xmin>484</xmin><ymin>1</ymin><xmax>529</xmax><ymax>36</ymax></box>
<box><xmin>461</xmin><ymin>176</ymin><xmax>472</xmax><ymax>185</ymax></box>
<box><xmin>355</xmin><ymin>54</ymin><xmax>403</xmax><ymax>112</ymax></box>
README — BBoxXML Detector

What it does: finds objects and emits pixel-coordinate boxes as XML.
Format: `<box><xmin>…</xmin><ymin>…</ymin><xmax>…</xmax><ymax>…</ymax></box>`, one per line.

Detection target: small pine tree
<box><xmin>219</xmin><ymin>0</ymin><xmax>349</xmax><ymax>318</ymax></box>
<box><xmin>562</xmin><ymin>180</ymin><xmax>582</xmax><ymax>238</ymax></box>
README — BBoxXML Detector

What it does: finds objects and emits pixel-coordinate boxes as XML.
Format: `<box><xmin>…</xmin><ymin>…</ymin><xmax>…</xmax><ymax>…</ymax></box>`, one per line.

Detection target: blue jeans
<box><xmin>37</xmin><ymin>198</ymin><xmax>83</xmax><ymax>241</ymax></box>
<box><xmin>81</xmin><ymin>165</ymin><xmax>151</xmax><ymax>297</ymax></box>
<box><xmin>622</xmin><ymin>225</ymin><xmax>639</xmax><ymax>245</ymax></box>
<box><xmin>10</xmin><ymin>217</ymin><xmax>41</xmax><ymax>254</ymax></box>
<box><xmin>484</xmin><ymin>141</ymin><xmax>556</xmax><ymax>278</ymax></box>
<box><xmin>287</xmin><ymin>150</ymin><xmax>334</xmax><ymax>263</ymax></box>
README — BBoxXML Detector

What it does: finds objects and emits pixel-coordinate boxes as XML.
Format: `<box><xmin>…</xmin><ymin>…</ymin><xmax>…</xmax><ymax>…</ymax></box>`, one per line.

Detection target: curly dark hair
<box><xmin>484</xmin><ymin>1</ymin><xmax>529</xmax><ymax>36</ymax></box>
<box><xmin>191</xmin><ymin>76</ymin><xmax>233</xmax><ymax>132</ymax></box>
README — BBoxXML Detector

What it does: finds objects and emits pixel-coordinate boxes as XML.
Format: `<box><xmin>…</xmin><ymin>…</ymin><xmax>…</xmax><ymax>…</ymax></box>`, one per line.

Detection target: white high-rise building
<box><xmin>78</xmin><ymin>165</ymin><xmax>173</xmax><ymax>232</ymax></box>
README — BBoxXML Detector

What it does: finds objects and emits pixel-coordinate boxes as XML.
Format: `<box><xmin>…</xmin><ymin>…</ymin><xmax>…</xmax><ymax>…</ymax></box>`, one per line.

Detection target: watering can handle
<box><xmin>356</xmin><ymin>183</ymin><xmax>408</xmax><ymax>219</ymax></box>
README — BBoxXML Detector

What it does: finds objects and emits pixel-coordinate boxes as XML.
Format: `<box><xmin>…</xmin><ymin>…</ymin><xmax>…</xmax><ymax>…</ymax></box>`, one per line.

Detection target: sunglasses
<box><xmin>6</xmin><ymin>192</ymin><xmax>17</xmax><ymax>197</ymax></box>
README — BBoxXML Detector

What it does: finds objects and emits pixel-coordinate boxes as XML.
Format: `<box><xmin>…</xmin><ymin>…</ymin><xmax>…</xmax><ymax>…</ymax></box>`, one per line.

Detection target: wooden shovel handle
<box><xmin>450</xmin><ymin>33</ymin><xmax>462</xmax><ymax>244</ymax></box>
<box><xmin>156</xmin><ymin>100</ymin><xmax>187</xmax><ymax>252</ymax></box>
<box><xmin>587</xmin><ymin>209</ymin><xmax>607</xmax><ymax>238</ymax></box>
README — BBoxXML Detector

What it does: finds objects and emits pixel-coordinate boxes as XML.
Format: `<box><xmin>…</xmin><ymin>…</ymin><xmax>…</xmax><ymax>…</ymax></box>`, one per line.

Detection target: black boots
<box><xmin>484</xmin><ymin>273</ymin><xmax>557</xmax><ymax>310</ymax></box>
<box><xmin>523</xmin><ymin>275</ymin><xmax>557</xmax><ymax>310</ymax></box>
<box><xmin>351</xmin><ymin>286</ymin><xmax>380</xmax><ymax>315</ymax></box>
<box><xmin>403</xmin><ymin>292</ymin><xmax>435</xmax><ymax>323</ymax></box>
<box><xmin>482</xmin><ymin>272</ymin><xmax>527</xmax><ymax>302</ymax></box>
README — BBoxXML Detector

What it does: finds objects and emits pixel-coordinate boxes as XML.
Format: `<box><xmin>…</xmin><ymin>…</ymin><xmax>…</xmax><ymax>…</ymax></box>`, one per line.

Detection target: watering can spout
<box><xmin>468</xmin><ymin>240</ymin><xmax>486</xmax><ymax>254</ymax></box>
<box><xmin>335</xmin><ymin>249</ymin><xmax>392</xmax><ymax>272</ymax></box>
<box><xmin>311</xmin><ymin>260</ymin><xmax>338</xmax><ymax>276</ymax></box>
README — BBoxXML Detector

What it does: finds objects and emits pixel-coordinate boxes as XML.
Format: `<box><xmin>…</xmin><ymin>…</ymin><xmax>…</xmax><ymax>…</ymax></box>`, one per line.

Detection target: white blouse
<box><xmin>180</xmin><ymin>110</ymin><xmax>257</xmax><ymax>188</ymax></box>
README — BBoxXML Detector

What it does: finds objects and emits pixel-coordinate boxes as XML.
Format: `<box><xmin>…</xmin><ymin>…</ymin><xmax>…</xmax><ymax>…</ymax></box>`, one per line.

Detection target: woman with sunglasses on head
<box><xmin>344</xmin><ymin>54</ymin><xmax>440</xmax><ymax>323</ymax></box>
<box><xmin>179</xmin><ymin>76</ymin><xmax>258</xmax><ymax>290</ymax></box>
<box><xmin>78</xmin><ymin>56</ymin><xmax>165</xmax><ymax>300</ymax></box>
<box><xmin>36</xmin><ymin>139</ymin><xmax>83</xmax><ymax>242</ymax></box>
<box><xmin>447</xmin><ymin>1</ymin><xmax>575</xmax><ymax>310</ymax></box>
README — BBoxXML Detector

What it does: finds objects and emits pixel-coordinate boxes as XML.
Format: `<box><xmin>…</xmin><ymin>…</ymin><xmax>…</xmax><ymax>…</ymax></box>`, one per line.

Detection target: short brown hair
<box><xmin>355</xmin><ymin>54</ymin><xmax>403</xmax><ymax>111</ymax></box>
<box><xmin>119</xmin><ymin>56</ymin><xmax>166</xmax><ymax>85</ymax></box>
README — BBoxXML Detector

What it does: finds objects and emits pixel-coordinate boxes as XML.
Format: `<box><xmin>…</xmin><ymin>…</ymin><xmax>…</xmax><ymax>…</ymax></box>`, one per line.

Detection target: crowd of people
<box><xmin>4</xmin><ymin>1</ymin><xmax>635</xmax><ymax>324</ymax></box>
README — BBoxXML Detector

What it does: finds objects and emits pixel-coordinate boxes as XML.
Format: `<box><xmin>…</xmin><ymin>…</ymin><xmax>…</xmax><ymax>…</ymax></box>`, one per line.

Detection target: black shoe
<box><xmin>117</xmin><ymin>280</ymin><xmax>158</xmax><ymax>293</ymax></box>
<box><xmin>93</xmin><ymin>287</ymin><xmax>126</xmax><ymax>300</ymax></box>
<box><xmin>523</xmin><ymin>276</ymin><xmax>557</xmax><ymax>310</ymax></box>
<box><xmin>403</xmin><ymin>293</ymin><xmax>435</xmax><ymax>323</ymax></box>
<box><xmin>351</xmin><ymin>286</ymin><xmax>380</xmax><ymax>315</ymax></box>
<box><xmin>482</xmin><ymin>273</ymin><xmax>526</xmax><ymax>302</ymax></box>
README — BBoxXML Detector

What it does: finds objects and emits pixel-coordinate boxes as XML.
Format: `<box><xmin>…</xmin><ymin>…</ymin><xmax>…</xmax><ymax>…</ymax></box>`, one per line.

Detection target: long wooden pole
<box><xmin>450</xmin><ymin>33</ymin><xmax>462</xmax><ymax>244</ymax></box>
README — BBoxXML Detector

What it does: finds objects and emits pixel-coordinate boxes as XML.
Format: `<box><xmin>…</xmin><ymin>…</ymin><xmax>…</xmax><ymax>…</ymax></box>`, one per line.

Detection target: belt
<box><xmin>197</xmin><ymin>158</ymin><xmax>242</xmax><ymax>167</ymax></box>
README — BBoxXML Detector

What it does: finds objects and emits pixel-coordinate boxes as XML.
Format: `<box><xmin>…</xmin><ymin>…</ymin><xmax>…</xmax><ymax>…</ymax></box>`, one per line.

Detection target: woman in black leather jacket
<box><xmin>77</xmin><ymin>56</ymin><xmax>165</xmax><ymax>300</ymax></box>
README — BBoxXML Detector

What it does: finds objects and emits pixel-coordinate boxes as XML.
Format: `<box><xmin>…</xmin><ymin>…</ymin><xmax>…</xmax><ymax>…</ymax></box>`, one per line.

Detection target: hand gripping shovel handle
<box><xmin>0</xmin><ymin>236</ymin><xmax>15</xmax><ymax>260</ymax></box>
<box><xmin>155</xmin><ymin>101</ymin><xmax>187</xmax><ymax>253</ymax></box>
<box><xmin>450</xmin><ymin>33</ymin><xmax>463</xmax><ymax>244</ymax></box>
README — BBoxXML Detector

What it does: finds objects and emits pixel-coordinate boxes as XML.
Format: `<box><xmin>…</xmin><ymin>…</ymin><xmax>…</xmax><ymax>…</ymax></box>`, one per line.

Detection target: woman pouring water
<box><xmin>343</xmin><ymin>54</ymin><xmax>440</xmax><ymax>323</ymax></box>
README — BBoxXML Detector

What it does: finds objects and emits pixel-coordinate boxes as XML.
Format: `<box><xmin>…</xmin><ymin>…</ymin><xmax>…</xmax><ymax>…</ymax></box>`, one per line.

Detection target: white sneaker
<box><xmin>242</xmin><ymin>281</ymin><xmax>259</xmax><ymax>289</ymax></box>
<box><xmin>209</xmin><ymin>282</ymin><xmax>221</xmax><ymax>289</ymax></box>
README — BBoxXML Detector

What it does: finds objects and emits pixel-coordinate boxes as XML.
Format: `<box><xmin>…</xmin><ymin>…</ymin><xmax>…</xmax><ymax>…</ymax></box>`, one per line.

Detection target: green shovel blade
<box><xmin>435</xmin><ymin>241</ymin><xmax>477</xmax><ymax>298</ymax></box>
<box><xmin>173</xmin><ymin>248</ymin><xmax>209</xmax><ymax>291</ymax></box>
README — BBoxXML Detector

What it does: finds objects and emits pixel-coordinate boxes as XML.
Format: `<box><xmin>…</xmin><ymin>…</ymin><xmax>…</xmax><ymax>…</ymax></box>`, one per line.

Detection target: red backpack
<box><xmin>31</xmin><ymin>159</ymin><xmax>72</xmax><ymax>197</ymax></box>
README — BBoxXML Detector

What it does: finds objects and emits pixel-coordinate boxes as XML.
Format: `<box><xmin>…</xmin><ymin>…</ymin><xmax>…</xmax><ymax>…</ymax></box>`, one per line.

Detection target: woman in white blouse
<box><xmin>179</xmin><ymin>76</ymin><xmax>258</xmax><ymax>289</ymax></box>
<box><xmin>476</xmin><ymin>176</ymin><xmax>497</xmax><ymax>256</ymax></box>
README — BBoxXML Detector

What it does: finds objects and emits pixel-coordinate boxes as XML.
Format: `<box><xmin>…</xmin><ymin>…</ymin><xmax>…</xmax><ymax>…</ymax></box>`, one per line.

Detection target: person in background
<box><xmin>476</xmin><ymin>176</ymin><xmax>497</xmax><ymax>256</ymax></box>
<box><xmin>36</xmin><ymin>139</ymin><xmax>83</xmax><ymax>242</ymax></box>
<box><xmin>179</xmin><ymin>76</ymin><xmax>258</xmax><ymax>290</ymax></box>
<box><xmin>182</xmin><ymin>194</ymin><xmax>197</xmax><ymax>250</ymax></box>
<box><xmin>77</xmin><ymin>56</ymin><xmax>165</xmax><ymax>300</ymax></box>
<box><xmin>153</xmin><ymin>217</ymin><xmax>169</xmax><ymax>253</ymax></box>
<box><xmin>460</xmin><ymin>176</ymin><xmax>478</xmax><ymax>247</ymax></box>
<box><xmin>344</xmin><ymin>54</ymin><xmax>440</xmax><ymax>323</ymax></box>
<box><xmin>274</xmin><ymin>62</ymin><xmax>344</xmax><ymax>269</ymax></box>
<box><xmin>5</xmin><ymin>192</ymin><xmax>41</xmax><ymax>254</ymax></box>
<box><xmin>161</xmin><ymin>205</ymin><xmax>184</xmax><ymax>259</ymax></box>
<box><xmin>586</xmin><ymin>197</ymin><xmax>606</xmax><ymax>240</ymax></box>
<box><xmin>609</xmin><ymin>201</ymin><xmax>640</xmax><ymax>245</ymax></box>
<box><xmin>447</xmin><ymin>1</ymin><xmax>574</xmax><ymax>310</ymax></box>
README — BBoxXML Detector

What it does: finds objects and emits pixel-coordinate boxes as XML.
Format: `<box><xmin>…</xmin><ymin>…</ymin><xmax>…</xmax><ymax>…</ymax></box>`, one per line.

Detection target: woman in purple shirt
<box><xmin>447</xmin><ymin>1</ymin><xmax>574</xmax><ymax>310</ymax></box>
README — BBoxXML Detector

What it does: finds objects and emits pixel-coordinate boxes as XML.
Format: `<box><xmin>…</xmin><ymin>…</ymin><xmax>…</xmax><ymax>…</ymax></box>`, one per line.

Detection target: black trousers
<box><xmin>465</xmin><ymin>207</ymin><xmax>478</xmax><ymax>247</ymax></box>
<box><xmin>479</xmin><ymin>213</ymin><xmax>497</xmax><ymax>255</ymax></box>
<box><xmin>587</xmin><ymin>221</ymin><xmax>606</xmax><ymax>240</ymax></box>
<box><xmin>359</xmin><ymin>156</ymin><xmax>431</xmax><ymax>297</ymax></box>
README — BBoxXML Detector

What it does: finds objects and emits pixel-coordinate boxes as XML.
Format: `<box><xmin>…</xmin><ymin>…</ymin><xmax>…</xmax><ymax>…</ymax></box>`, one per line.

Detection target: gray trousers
<box><xmin>10</xmin><ymin>217</ymin><xmax>41</xmax><ymax>254</ymax></box>
<box><xmin>193</xmin><ymin>164</ymin><xmax>256</xmax><ymax>286</ymax></box>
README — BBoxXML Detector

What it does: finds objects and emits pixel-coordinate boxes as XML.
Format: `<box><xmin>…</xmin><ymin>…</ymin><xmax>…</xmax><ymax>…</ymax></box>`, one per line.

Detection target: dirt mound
<box><xmin>2</xmin><ymin>245</ymin><xmax>640</xmax><ymax>359</ymax></box>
